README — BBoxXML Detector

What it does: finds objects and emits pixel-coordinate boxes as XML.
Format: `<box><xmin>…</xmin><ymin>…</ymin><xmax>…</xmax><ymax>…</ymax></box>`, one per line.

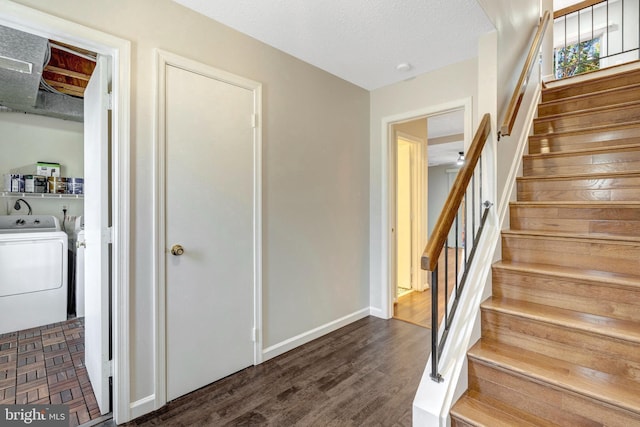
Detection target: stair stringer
<box><xmin>413</xmin><ymin>222</ymin><xmax>498</xmax><ymax>427</ymax></box>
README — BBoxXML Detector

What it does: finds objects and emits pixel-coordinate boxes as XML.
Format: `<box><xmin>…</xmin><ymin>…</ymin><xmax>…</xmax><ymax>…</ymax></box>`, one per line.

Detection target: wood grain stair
<box><xmin>528</xmin><ymin>121</ymin><xmax>640</xmax><ymax>154</ymax></box>
<box><xmin>493</xmin><ymin>261</ymin><xmax>640</xmax><ymax>322</ymax></box>
<box><xmin>516</xmin><ymin>171</ymin><xmax>640</xmax><ymax>202</ymax></box>
<box><xmin>537</xmin><ymin>83</ymin><xmax>640</xmax><ymax>117</ymax></box>
<box><xmin>533</xmin><ymin>101</ymin><xmax>640</xmax><ymax>134</ymax></box>
<box><xmin>509</xmin><ymin>201</ymin><xmax>640</xmax><ymax>237</ymax></box>
<box><xmin>451</xmin><ymin>68</ymin><xmax>640</xmax><ymax>426</ymax></box>
<box><xmin>501</xmin><ymin>230</ymin><xmax>640</xmax><ymax>275</ymax></box>
<box><xmin>465</xmin><ymin>341</ymin><xmax>640</xmax><ymax>426</ymax></box>
<box><xmin>481</xmin><ymin>298</ymin><xmax>640</xmax><ymax>380</ymax></box>
<box><xmin>541</xmin><ymin>67</ymin><xmax>640</xmax><ymax>102</ymax></box>
<box><xmin>523</xmin><ymin>145</ymin><xmax>640</xmax><ymax>176</ymax></box>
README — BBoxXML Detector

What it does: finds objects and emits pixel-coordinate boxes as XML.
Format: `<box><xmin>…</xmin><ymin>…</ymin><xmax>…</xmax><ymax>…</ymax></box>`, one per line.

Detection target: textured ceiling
<box><xmin>173</xmin><ymin>0</ymin><xmax>494</xmax><ymax>90</ymax></box>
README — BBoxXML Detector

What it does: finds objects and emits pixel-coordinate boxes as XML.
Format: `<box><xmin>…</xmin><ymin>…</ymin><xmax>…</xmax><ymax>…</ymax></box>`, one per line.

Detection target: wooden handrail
<box><xmin>421</xmin><ymin>113</ymin><xmax>491</xmax><ymax>272</ymax></box>
<box><xmin>555</xmin><ymin>0</ymin><xmax>605</xmax><ymax>19</ymax></box>
<box><xmin>500</xmin><ymin>10</ymin><xmax>551</xmax><ymax>138</ymax></box>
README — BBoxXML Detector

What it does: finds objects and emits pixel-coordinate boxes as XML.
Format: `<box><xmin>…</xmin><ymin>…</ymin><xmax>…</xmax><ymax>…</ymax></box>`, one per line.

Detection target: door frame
<box><xmin>393</xmin><ymin>132</ymin><xmax>425</xmax><ymax>299</ymax></box>
<box><xmin>0</xmin><ymin>1</ymin><xmax>132</xmax><ymax>423</ymax></box>
<box><xmin>153</xmin><ymin>49</ymin><xmax>263</xmax><ymax>408</ymax></box>
<box><xmin>380</xmin><ymin>98</ymin><xmax>472</xmax><ymax>319</ymax></box>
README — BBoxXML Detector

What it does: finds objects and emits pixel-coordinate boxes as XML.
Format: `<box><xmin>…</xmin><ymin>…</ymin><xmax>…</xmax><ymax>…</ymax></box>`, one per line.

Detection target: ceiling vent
<box><xmin>0</xmin><ymin>25</ymin><xmax>47</xmax><ymax>107</ymax></box>
<box><xmin>0</xmin><ymin>25</ymin><xmax>84</xmax><ymax>122</ymax></box>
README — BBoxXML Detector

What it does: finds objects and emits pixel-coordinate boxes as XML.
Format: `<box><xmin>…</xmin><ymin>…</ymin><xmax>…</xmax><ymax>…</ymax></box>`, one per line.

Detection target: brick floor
<box><xmin>0</xmin><ymin>318</ymin><xmax>102</xmax><ymax>426</ymax></box>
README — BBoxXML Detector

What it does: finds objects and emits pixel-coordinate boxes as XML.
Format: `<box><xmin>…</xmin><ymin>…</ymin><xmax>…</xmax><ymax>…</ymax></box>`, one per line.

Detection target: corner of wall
<box><xmin>369</xmin><ymin>306</ymin><xmax>385</xmax><ymax>319</ymax></box>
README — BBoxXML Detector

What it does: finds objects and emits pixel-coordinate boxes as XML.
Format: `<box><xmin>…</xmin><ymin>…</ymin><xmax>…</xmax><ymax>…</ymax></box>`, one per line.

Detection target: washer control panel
<box><xmin>0</xmin><ymin>215</ymin><xmax>61</xmax><ymax>233</ymax></box>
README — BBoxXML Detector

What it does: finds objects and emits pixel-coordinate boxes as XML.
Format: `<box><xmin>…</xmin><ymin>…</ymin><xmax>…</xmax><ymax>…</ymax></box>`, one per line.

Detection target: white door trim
<box><xmin>153</xmin><ymin>49</ymin><xmax>263</xmax><ymax>409</ymax></box>
<box><xmin>0</xmin><ymin>1</ymin><xmax>132</xmax><ymax>423</ymax></box>
<box><xmin>379</xmin><ymin>98</ymin><xmax>472</xmax><ymax>319</ymax></box>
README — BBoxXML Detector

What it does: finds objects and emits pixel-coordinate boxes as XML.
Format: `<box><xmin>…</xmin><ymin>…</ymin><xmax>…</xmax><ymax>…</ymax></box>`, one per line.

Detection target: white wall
<box><xmin>11</xmin><ymin>0</ymin><xmax>371</xmax><ymax>412</ymax></box>
<box><xmin>0</xmin><ymin>112</ymin><xmax>84</xmax><ymax>224</ymax></box>
<box><xmin>369</xmin><ymin>58</ymin><xmax>478</xmax><ymax>314</ymax></box>
<box><xmin>476</xmin><ymin>0</ymin><xmax>540</xmax><ymax>203</ymax></box>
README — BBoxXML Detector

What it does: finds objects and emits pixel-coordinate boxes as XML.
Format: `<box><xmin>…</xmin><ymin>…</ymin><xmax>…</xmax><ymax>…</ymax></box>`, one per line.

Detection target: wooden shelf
<box><xmin>0</xmin><ymin>192</ymin><xmax>83</xmax><ymax>199</ymax></box>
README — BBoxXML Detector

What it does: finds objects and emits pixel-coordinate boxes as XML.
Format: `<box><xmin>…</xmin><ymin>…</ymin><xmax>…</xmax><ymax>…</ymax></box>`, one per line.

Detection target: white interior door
<box><xmin>165</xmin><ymin>64</ymin><xmax>256</xmax><ymax>401</ymax></box>
<box><xmin>83</xmin><ymin>54</ymin><xmax>111</xmax><ymax>415</ymax></box>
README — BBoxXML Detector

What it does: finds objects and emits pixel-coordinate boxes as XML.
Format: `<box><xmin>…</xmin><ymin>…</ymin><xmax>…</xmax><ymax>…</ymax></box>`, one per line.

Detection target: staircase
<box><xmin>450</xmin><ymin>69</ymin><xmax>640</xmax><ymax>426</ymax></box>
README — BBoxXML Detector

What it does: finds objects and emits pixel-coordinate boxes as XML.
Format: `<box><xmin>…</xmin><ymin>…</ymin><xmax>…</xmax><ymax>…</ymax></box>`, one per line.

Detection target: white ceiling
<box><xmin>173</xmin><ymin>0</ymin><xmax>494</xmax><ymax>90</ymax></box>
<box><xmin>428</xmin><ymin>109</ymin><xmax>465</xmax><ymax>139</ymax></box>
<box><xmin>428</xmin><ymin>141</ymin><xmax>464</xmax><ymax>167</ymax></box>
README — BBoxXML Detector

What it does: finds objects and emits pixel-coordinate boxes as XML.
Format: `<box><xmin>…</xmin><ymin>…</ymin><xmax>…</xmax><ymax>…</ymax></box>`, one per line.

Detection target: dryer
<box><xmin>0</xmin><ymin>215</ymin><xmax>68</xmax><ymax>334</ymax></box>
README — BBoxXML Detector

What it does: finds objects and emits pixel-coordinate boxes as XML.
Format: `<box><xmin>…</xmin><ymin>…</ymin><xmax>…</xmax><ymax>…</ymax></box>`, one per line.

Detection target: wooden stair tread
<box><xmin>544</xmin><ymin>65</ymin><xmax>640</xmax><ymax>87</ymax></box>
<box><xmin>481</xmin><ymin>297</ymin><xmax>640</xmax><ymax>344</ymax></box>
<box><xmin>528</xmin><ymin>120</ymin><xmax>640</xmax><ymax>140</ymax></box>
<box><xmin>523</xmin><ymin>143</ymin><xmax>640</xmax><ymax>160</ymax></box>
<box><xmin>510</xmin><ymin>200</ymin><xmax>640</xmax><ymax>207</ymax></box>
<box><xmin>468</xmin><ymin>340</ymin><xmax>640</xmax><ymax>414</ymax></box>
<box><xmin>539</xmin><ymin>81</ymin><xmax>640</xmax><ymax>108</ymax></box>
<box><xmin>516</xmin><ymin>170</ymin><xmax>640</xmax><ymax>181</ymax></box>
<box><xmin>538</xmin><ymin>82</ymin><xmax>640</xmax><ymax>118</ymax></box>
<box><xmin>542</xmin><ymin>67</ymin><xmax>640</xmax><ymax>100</ymax></box>
<box><xmin>493</xmin><ymin>260</ymin><xmax>640</xmax><ymax>289</ymax></box>
<box><xmin>501</xmin><ymin>228</ymin><xmax>640</xmax><ymax>244</ymax></box>
<box><xmin>451</xmin><ymin>393</ymin><xmax>552</xmax><ymax>427</ymax></box>
<box><xmin>534</xmin><ymin>99</ymin><xmax>640</xmax><ymax>123</ymax></box>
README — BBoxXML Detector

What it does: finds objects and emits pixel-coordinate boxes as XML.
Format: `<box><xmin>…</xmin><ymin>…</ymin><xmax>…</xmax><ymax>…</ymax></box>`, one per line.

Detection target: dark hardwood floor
<box><xmin>99</xmin><ymin>316</ymin><xmax>429</xmax><ymax>426</ymax></box>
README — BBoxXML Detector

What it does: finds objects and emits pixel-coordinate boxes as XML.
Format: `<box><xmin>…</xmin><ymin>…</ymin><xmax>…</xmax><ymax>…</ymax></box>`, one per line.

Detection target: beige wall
<box><xmin>10</xmin><ymin>0</ymin><xmax>370</xmax><ymax>408</ymax></box>
<box><xmin>395</xmin><ymin>118</ymin><xmax>427</xmax><ymax>141</ymax></box>
<box><xmin>369</xmin><ymin>58</ymin><xmax>478</xmax><ymax>312</ymax></box>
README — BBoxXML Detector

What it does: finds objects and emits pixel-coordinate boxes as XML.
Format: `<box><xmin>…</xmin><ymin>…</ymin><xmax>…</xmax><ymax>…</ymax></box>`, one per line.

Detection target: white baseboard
<box><xmin>129</xmin><ymin>394</ymin><xmax>156</xmax><ymax>420</ymax></box>
<box><xmin>262</xmin><ymin>308</ymin><xmax>370</xmax><ymax>362</ymax></box>
<box><xmin>369</xmin><ymin>306</ymin><xmax>385</xmax><ymax>319</ymax></box>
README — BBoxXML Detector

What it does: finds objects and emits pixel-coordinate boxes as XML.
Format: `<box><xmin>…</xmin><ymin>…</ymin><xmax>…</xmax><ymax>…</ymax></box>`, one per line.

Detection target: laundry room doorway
<box><xmin>0</xmin><ymin>2</ymin><xmax>131</xmax><ymax>423</ymax></box>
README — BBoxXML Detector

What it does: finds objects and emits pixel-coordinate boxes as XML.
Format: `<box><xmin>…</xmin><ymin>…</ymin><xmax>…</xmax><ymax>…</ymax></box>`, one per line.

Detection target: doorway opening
<box><xmin>0</xmin><ymin>2</ymin><xmax>130</xmax><ymax>424</ymax></box>
<box><xmin>0</xmin><ymin>32</ymin><xmax>109</xmax><ymax>424</ymax></box>
<box><xmin>391</xmin><ymin>108</ymin><xmax>467</xmax><ymax>329</ymax></box>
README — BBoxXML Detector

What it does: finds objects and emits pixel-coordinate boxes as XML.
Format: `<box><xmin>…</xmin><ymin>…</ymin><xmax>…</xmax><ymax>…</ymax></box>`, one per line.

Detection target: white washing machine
<box><xmin>74</xmin><ymin>216</ymin><xmax>85</xmax><ymax>317</ymax></box>
<box><xmin>0</xmin><ymin>215</ymin><xmax>68</xmax><ymax>334</ymax></box>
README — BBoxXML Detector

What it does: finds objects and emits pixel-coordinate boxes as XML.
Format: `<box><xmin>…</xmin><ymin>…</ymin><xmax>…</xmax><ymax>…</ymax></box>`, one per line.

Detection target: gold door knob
<box><xmin>171</xmin><ymin>244</ymin><xmax>184</xmax><ymax>256</ymax></box>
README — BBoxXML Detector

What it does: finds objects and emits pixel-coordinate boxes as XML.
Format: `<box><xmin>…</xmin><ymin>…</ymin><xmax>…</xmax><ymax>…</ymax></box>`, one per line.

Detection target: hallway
<box><xmin>98</xmin><ymin>316</ymin><xmax>429</xmax><ymax>426</ymax></box>
<box><xmin>394</xmin><ymin>247</ymin><xmax>464</xmax><ymax>328</ymax></box>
